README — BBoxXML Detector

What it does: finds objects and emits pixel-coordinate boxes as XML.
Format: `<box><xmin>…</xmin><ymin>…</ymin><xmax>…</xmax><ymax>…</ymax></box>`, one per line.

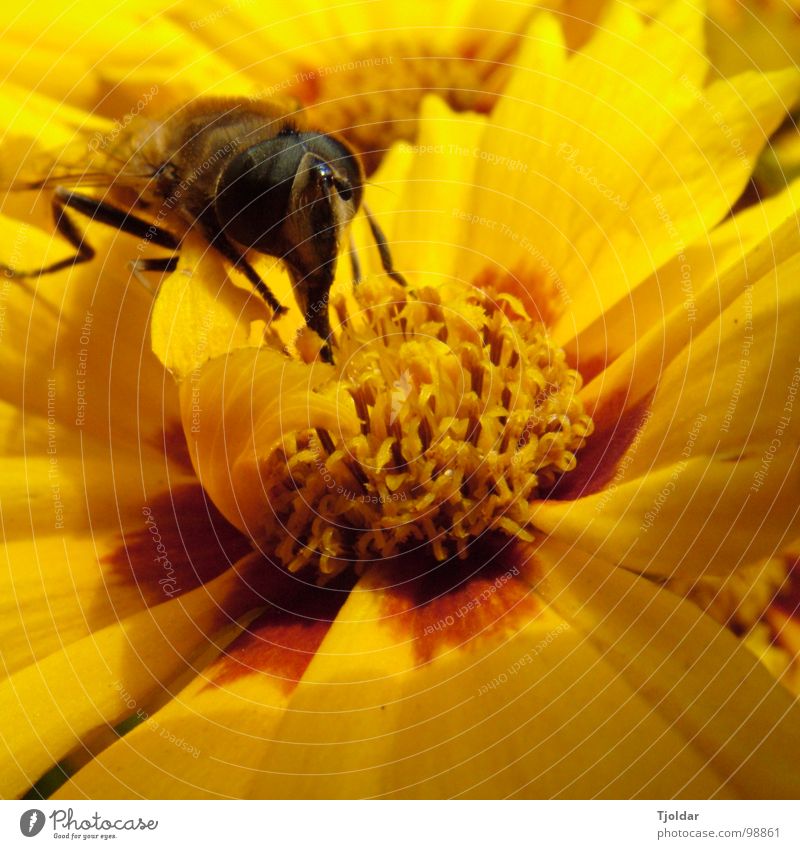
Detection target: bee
<box><xmin>1</xmin><ymin>97</ymin><xmax>405</xmax><ymax>361</ymax></box>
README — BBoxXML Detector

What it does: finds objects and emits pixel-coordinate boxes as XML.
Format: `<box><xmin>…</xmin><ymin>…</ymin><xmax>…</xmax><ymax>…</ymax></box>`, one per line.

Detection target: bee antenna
<box><xmin>363</xmin><ymin>180</ymin><xmax>400</xmax><ymax>198</ymax></box>
<box><xmin>363</xmin><ymin>203</ymin><xmax>406</xmax><ymax>287</ymax></box>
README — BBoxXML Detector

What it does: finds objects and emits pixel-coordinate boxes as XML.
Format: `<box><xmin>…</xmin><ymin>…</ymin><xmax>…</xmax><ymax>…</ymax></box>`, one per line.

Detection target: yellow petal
<box><xmin>194</xmin><ymin>547</ymin><xmax>735</xmax><ymax>798</ymax></box>
<box><xmin>459</xmin><ymin>4</ymin><xmax>799</xmax><ymax>340</ymax></box>
<box><xmin>558</xmin><ymin>228</ymin><xmax>800</xmax><ymax>527</ymax></box>
<box><xmin>179</xmin><ymin>346</ymin><xmax>360</xmax><ymax>537</ymax></box>
<box><xmin>548</xmin><ymin>64</ymin><xmax>798</xmax><ymax>340</ymax></box>
<box><xmin>1</xmin><ymin>1</ymin><xmax>250</xmax><ymax>113</ymax></box>
<box><xmin>707</xmin><ymin>0</ymin><xmax>800</xmax><ymax>76</ymax></box>
<box><xmin>391</xmin><ymin>96</ymin><xmax>487</xmax><ymax>280</ymax></box>
<box><xmin>562</xmin><ymin>176</ymin><xmax>800</xmax><ymax>375</ymax></box>
<box><xmin>0</xmin><ymin>463</ymin><xmax>231</xmax><ymax>679</ymax></box>
<box><xmin>0</xmin><ymin>239</ymin><xmax>182</xmax><ymax>449</ymax></box>
<box><xmin>0</xmin><ymin>555</ymin><xmax>264</xmax><ymax>799</ymax></box>
<box><xmin>533</xmin><ymin>453</ymin><xmax>800</xmax><ymax>581</ymax></box>
<box><xmin>460</xmin><ymin>2</ymin><xmax>704</xmax><ymax>286</ymax></box>
<box><xmin>53</xmin><ymin>578</ymin><xmax>348</xmax><ymax>799</ymax></box>
<box><xmin>49</xmin><ymin>537</ymin><xmax>800</xmax><ymax>799</ymax></box>
<box><xmin>606</xmin><ymin>257</ymin><xmax>800</xmax><ymax>476</ymax></box>
<box><xmin>580</xmin><ymin>211</ymin><xmax>800</xmax><ymax>415</ymax></box>
<box><xmin>150</xmin><ymin>235</ymin><xmax>276</xmax><ymax>379</ymax></box>
<box><xmin>533</xmin><ymin>537</ymin><xmax>800</xmax><ymax>798</ymax></box>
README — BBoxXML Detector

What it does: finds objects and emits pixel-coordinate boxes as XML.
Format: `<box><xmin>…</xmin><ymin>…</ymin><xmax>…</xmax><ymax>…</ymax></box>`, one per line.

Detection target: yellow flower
<box><xmin>550</xmin><ymin>0</ymin><xmax>800</xmax><ymax>75</ymax></box>
<box><xmin>552</xmin><ymin>0</ymin><xmax>800</xmax><ymax>196</ymax></box>
<box><xmin>704</xmin><ymin>0</ymin><xmax>800</xmax><ymax>77</ymax></box>
<box><xmin>0</xmin><ymin>0</ymin><xmax>534</xmax><ymax>172</ymax></box>
<box><xmin>2</xmin><ymin>0</ymin><xmax>800</xmax><ymax>800</ymax></box>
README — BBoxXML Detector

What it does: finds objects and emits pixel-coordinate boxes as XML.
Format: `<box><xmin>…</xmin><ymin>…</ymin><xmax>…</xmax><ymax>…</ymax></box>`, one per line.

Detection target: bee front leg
<box><xmin>128</xmin><ymin>256</ymin><xmax>180</xmax><ymax>294</ymax></box>
<box><xmin>363</xmin><ymin>204</ymin><xmax>407</xmax><ymax>287</ymax></box>
<box><xmin>194</xmin><ymin>213</ymin><xmax>288</xmax><ymax>318</ymax></box>
<box><xmin>349</xmin><ymin>234</ymin><xmax>362</xmax><ymax>286</ymax></box>
<box><xmin>1</xmin><ymin>187</ymin><xmax>180</xmax><ymax>279</ymax></box>
<box><xmin>286</xmin><ymin>266</ymin><xmax>336</xmax><ymax>364</ymax></box>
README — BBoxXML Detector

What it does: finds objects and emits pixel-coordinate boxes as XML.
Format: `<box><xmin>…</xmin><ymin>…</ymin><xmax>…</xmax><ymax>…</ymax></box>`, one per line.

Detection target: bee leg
<box><xmin>130</xmin><ymin>256</ymin><xmax>180</xmax><ymax>273</ymax></box>
<box><xmin>197</xmin><ymin>221</ymin><xmax>287</xmax><ymax>317</ymax></box>
<box><xmin>349</xmin><ymin>235</ymin><xmax>362</xmax><ymax>286</ymax></box>
<box><xmin>363</xmin><ymin>204</ymin><xmax>407</xmax><ymax>287</ymax></box>
<box><xmin>0</xmin><ymin>187</ymin><xmax>179</xmax><ymax>279</ymax></box>
<box><xmin>53</xmin><ymin>188</ymin><xmax>181</xmax><ymax>248</ymax></box>
<box><xmin>282</xmin><ymin>265</ymin><xmax>335</xmax><ymax>364</ymax></box>
<box><xmin>128</xmin><ymin>256</ymin><xmax>180</xmax><ymax>294</ymax></box>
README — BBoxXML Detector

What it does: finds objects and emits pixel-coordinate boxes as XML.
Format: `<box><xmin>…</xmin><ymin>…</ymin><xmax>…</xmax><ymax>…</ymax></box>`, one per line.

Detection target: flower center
<box><xmin>262</xmin><ymin>280</ymin><xmax>593</xmax><ymax>579</ymax></box>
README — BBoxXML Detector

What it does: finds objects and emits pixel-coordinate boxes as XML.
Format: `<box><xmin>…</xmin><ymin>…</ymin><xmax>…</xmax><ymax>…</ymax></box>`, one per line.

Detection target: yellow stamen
<box><xmin>261</xmin><ymin>279</ymin><xmax>593</xmax><ymax>579</ymax></box>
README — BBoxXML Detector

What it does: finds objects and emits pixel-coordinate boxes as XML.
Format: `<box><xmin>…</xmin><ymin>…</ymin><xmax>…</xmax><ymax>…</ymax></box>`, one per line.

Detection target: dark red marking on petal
<box><xmin>473</xmin><ymin>264</ymin><xmax>564</xmax><ymax>329</ymax></box>
<box><xmin>774</xmin><ymin>552</ymin><xmax>800</xmax><ymax>620</ymax></box>
<box><xmin>205</xmin><ymin>572</ymin><xmax>355</xmax><ymax>692</ymax></box>
<box><xmin>545</xmin><ymin>389</ymin><xmax>654</xmax><ymax>501</ymax></box>
<box><xmin>288</xmin><ymin>64</ymin><xmax>322</xmax><ymax>104</ymax></box>
<box><xmin>569</xmin><ymin>351</ymin><xmax>613</xmax><ymax>386</ymax></box>
<box><xmin>373</xmin><ymin>535</ymin><xmax>539</xmax><ymax>665</ymax></box>
<box><xmin>729</xmin><ymin>178</ymin><xmax>763</xmax><ymax>218</ymax></box>
<box><xmin>103</xmin><ymin>484</ymin><xmax>253</xmax><ymax>604</ymax></box>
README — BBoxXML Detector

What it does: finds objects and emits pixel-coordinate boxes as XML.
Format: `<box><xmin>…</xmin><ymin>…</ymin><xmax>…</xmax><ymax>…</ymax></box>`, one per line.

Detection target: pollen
<box><xmin>259</xmin><ymin>279</ymin><xmax>594</xmax><ymax>579</ymax></box>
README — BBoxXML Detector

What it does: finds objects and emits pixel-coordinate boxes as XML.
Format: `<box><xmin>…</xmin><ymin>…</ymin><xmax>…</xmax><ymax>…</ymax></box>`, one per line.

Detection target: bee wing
<box><xmin>3</xmin><ymin>172</ymin><xmax>114</xmax><ymax>192</ymax></box>
<box><xmin>1</xmin><ymin>167</ymin><xmax>155</xmax><ymax>194</ymax></box>
<box><xmin>2</xmin><ymin>137</ymin><xmax>158</xmax><ymax>194</ymax></box>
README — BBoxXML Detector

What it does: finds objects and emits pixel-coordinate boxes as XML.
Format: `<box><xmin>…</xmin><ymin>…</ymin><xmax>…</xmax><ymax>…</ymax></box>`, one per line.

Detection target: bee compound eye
<box><xmin>335</xmin><ymin>180</ymin><xmax>354</xmax><ymax>202</ymax></box>
<box><xmin>215</xmin><ymin>135</ymin><xmax>305</xmax><ymax>251</ymax></box>
<box><xmin>303</xmin><ymin>134</ymin><xmax>363</xmax><ymax>210</ymax></box>
<box><xmin>215</xmin><ymin>131</ymin><xmax>363</xmax><ymax>253</ymax></box>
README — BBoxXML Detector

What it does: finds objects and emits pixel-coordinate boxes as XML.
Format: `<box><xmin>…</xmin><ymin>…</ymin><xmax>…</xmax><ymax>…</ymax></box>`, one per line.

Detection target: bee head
<box><xmin>216</xmin><ymin>130</ymin><xmax>363</xmax><ymax>356</ymax></box>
